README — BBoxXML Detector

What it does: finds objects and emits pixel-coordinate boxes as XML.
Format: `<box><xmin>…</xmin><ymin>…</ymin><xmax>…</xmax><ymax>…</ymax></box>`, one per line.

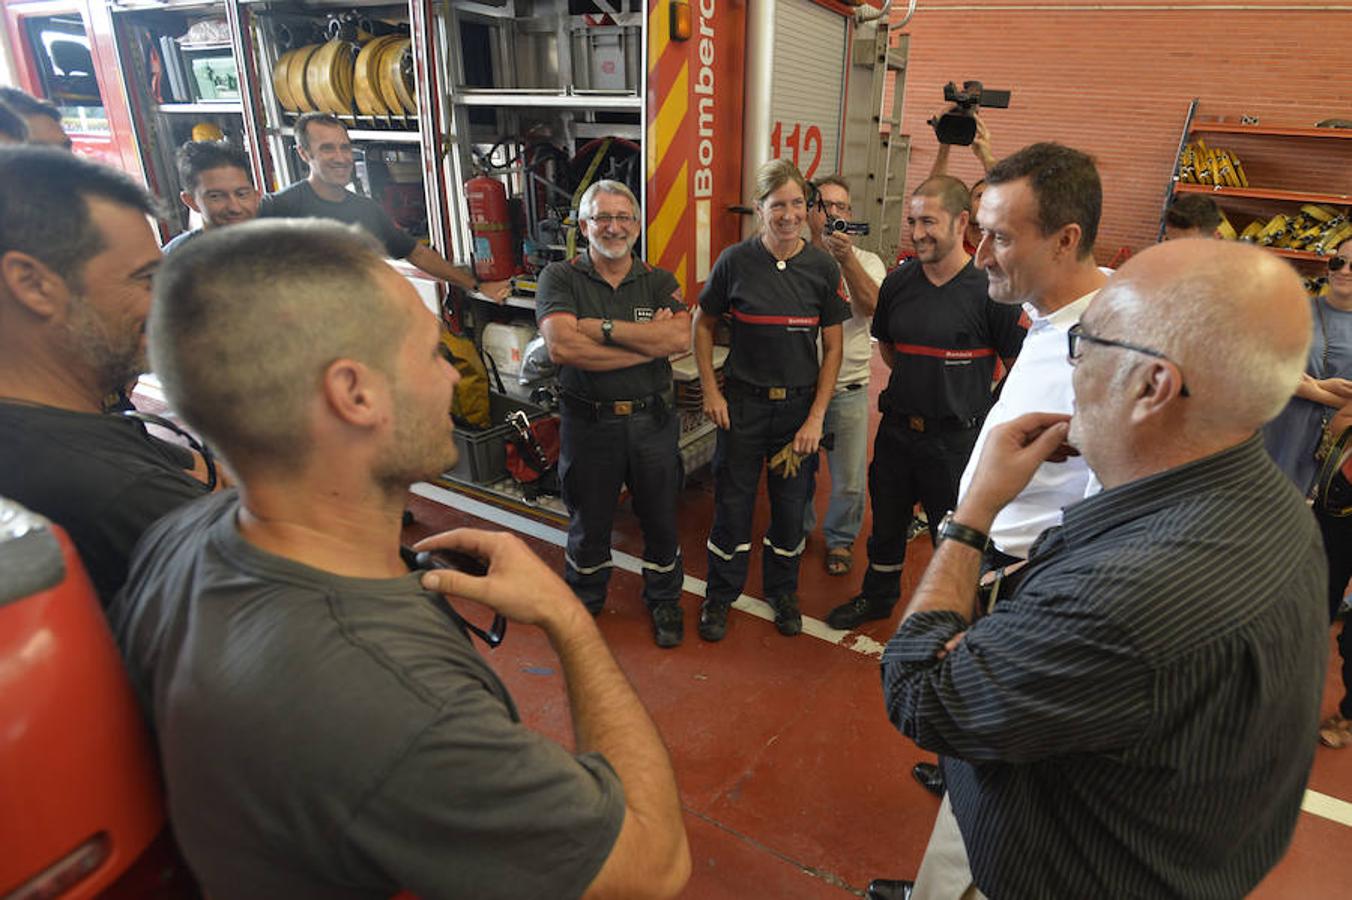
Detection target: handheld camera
<box><xmin>929</xmin><ymin>80</ymin><xmax>1011</xmax><ymax>146</ymax></box>
<box><xmin>808</xmin><ymin>180</ymin><xmax>870</xmax><ymax>237</ymax></box>
<box><xmin>825</xmin><ymin>217</ymin><xmax>869</xmax><ymax>237</ymax></box>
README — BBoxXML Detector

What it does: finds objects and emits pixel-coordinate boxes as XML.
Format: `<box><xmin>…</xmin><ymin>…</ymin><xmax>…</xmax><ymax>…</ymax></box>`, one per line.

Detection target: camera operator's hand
<box><xmin>823</xmin><ymin>229</ymin><xmax>854</xmax><ymax>263</ymax></box>
<box><xmin>971</xmin><ymin>113</ymin><xmax>996</xmax><ymax>171</ymax></box>
<box><xmin>415</xmin><ymin>528</ymin><xmax>585</xmax><ymax>632</ymax></box>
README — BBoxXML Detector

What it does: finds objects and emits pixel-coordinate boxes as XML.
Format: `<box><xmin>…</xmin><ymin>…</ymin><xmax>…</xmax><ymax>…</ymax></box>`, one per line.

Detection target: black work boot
<box><xmin>912</xmin><ymin>762</ymin><xmax>945</xmax><ymax>797</ymax></box>
<box><xmin>698</xmin><ymin>599</ymin><xmax>730</xmax><ymax>641</ymax></box>
<box><xmin>650</xmin><ymin>602</ymin><xmax>684</xmax><ymax>648</ymax></box>
<box><xmin>825</xmin><ymin>594</ymin><xmax>894</xmax><ymax>630</ymax></box>
<box><xmin>866</xmin><ymin>879</ymin><xmax>914</xmax><ymax>900</ymax></box>
<box><xmin>769</xmin><ymin>593</ymin><xmax>802</xmax><ymax>636</ymax></box>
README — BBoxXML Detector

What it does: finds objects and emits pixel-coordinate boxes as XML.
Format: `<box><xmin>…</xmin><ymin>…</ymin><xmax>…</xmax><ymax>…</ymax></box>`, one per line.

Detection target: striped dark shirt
<box><xmin>882</xmin><ymin>435</ymin><xmax>1328</xmax><ymax>899</ymax></box>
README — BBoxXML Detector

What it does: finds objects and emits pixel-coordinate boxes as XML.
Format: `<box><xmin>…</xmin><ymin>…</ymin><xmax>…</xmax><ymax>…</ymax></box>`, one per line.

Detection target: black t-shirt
<box><xmin>872</xmin><ymin>258</ymin><xmax>1026</xmax><ymax>420</ymax></box>
<box><xmin>0</xmin><ymin>401</ymin><xmax>208</xmax><ymax>606</ymax></box>
<box><xmin>699</xmin><ymin>236</ymin><xmax>850</xmax><ymax>388</ymax></box>
<box><xmin>112</xmin><ymin>491</ymin><xmax>625</xmax><ymax>900</ymax></box>
<box><xmin>258</xmin><ymin>181</ymin><xmax>418</xmax><ymax>259</ymax></box>
<box><xmin>536</xmin><ymin>252</ymin><xmax>684</xmax><ymax>400</ymax></box>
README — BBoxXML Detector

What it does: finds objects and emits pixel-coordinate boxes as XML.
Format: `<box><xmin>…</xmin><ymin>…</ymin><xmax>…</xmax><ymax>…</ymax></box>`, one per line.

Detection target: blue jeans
<box><xmin>803</xmin><ymin>384</ymin><xmax>870</xmax><ymax>548</ymax></box>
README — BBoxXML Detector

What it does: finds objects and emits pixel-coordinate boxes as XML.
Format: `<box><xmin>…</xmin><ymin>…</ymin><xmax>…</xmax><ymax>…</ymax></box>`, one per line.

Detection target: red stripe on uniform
<box><xmin>731</xmin><ymin>309</ymin><xmax>822</xmax><ymax>327</ymax></box>
<box><xmin>894</xmin><ymin>343</ymin><xmax>996</xmax><ymax>360</ymax></box>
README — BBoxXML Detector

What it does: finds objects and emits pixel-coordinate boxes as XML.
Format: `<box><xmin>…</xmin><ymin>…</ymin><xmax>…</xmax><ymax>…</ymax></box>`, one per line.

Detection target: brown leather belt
<box><xmin>562</xmin><ymin>391</ymin><xmax>670</xmax><ymax>420</ymax></box>
<box><xmin>726</xmin><ymin>379</ymin><xmax>814</xmax><ymax>401</ymax></box>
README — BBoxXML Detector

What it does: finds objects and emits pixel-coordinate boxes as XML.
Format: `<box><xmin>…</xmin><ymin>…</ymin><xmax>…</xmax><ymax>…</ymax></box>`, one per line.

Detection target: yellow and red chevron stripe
<box><xmin>645</xmin><ymin>0</ymin><xmax>746</xmax><ymax>304</ymax></box>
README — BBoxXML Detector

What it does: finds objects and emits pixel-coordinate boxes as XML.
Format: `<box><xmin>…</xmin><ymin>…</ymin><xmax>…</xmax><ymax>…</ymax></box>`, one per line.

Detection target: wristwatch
<box><xmin>937</xmin><ymin>511</ymin><xmax>990</xmax><ymax>553</ymax></box>
<box><xmin>601</xmin><ymin>318</ymin><xmax>615</xmax><ymax>345</ymax></box>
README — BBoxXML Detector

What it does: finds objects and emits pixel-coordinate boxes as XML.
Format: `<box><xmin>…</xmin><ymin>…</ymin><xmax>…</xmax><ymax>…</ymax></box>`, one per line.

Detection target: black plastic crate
<box><xmin>448</xmin><ymin>393</ymin><xmax>546</xmax><ymax>484</ymax></box>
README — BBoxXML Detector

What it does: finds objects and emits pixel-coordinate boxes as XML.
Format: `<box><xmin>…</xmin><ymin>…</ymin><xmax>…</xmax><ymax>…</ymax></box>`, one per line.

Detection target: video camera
<box><xmin>807</xmin><ymin>181</ymin><xmax>870</xmax><ymax>237</ymax></box>
<box><xmin>929</xmin><ymin>80</ymin><xmax>1011</xmax><ymax>146</ymax></box>
<box><xmin>825</xmin><ymin>216</ymin><xmax>869</xmax><ymax>237</ymax></box>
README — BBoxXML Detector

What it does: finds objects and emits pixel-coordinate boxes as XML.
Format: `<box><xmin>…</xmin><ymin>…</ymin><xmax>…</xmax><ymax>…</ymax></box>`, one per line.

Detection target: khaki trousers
<box><xmin>912</xmin><ymin>794</ymin><xmax>988</xmax><ymax>900</ymax></box>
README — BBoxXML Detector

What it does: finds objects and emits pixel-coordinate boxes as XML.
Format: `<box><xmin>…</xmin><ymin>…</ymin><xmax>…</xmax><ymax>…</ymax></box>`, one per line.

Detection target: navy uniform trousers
<box><xmin>705</xmin><ymin>388</ymin><xmax>817</xmax><ymax>606</ymax></box>
<box><xmin>559</xmin><ymin>400</ymin><xmax>682</xmax><ymax>612</ymax></box>
<box><xmin>860</xmin><ymin>413</ymin><xmax>980</xmax><ymax>604</ymax></box>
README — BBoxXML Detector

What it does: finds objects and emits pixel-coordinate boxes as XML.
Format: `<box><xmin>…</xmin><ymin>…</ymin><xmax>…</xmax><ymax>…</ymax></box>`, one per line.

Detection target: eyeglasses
<box><xmin>1330</xmin><ymin>257</ymin><xmax>1349</xmax><ymax>273</ymax></box>
<box><xmin>588</xmin><ymin>213</ymin><xmax>638</xmax><ymax>226</ymax></box>
<box><xmin>821</xmin><ymin>201</ymin><xmax>852</xmax><ymax>214</ymax></box>
<box><xmin>1067</xmin><ymin>322</ymin><xmax>1191</xmax><ymax>397</ymax></box>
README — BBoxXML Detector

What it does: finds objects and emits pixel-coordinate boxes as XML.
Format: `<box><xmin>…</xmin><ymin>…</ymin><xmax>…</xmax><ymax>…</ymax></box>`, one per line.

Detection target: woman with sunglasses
<box><xmin>1264</xmin><ymin>236</ymin><xmax>1352</xmax><ymax>748</ymax></box>
<box><xmin>1265</xmin><ymin>240</ymin><xmax>1352</xmax><ymax>489</ymax></box>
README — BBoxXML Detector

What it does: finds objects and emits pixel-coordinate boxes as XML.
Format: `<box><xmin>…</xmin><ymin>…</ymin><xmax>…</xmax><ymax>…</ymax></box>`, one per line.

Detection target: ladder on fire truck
<box><xmin>842</xmin><ymin>14</ymin><xmax>910</xmax><ymax>263</ymax></box>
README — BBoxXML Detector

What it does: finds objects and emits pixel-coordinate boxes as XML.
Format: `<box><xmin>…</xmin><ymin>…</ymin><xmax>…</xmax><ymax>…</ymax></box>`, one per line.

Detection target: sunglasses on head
<box><xmin>1330</xmin><ymin>257</ymin><xmax>1349</xmax><ymax>273</ymax></box>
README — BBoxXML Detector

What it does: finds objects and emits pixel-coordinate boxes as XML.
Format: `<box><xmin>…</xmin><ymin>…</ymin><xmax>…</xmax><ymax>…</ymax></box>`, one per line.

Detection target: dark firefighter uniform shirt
<box><xmin>258</xmin><ymin>181</ymin><xmax>418</xmax><ymax>260</ymax></box>
<box><xmin>872</xmin><ymin>258</ymin><xmax>1026</xmax><ymax>421</ymax></box>
<box><xmin>535</xmin><ymin>251</ymin><xmax>685</xmax><ymax>401</ymax></box>
<box><xmin>699</xmin><ymin>235</ymin><xmax>850</xmax><ymax>388</ymax></box>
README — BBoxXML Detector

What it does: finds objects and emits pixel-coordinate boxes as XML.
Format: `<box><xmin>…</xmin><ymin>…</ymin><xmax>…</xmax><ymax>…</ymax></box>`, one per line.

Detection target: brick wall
<box><xmin>886</xmin><ymin>0</ymin><xmax>1352</xmax><ymax>263</ymax></box>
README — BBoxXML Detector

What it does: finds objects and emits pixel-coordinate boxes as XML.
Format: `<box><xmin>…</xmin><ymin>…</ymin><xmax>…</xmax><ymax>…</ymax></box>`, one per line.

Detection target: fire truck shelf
<box><xmin>277</xmin><ymin>126</ymin><xmax>423</xmax><ymax>144</ymax></box>
<box><xmin>158</xmin><ymin>102</ymin><xmax>243</xmax><ymax>114</ymax></box>
<box><xmin>454</xmin><ymin>90</ymin><xmax>641</xmax><ymax>111</ymax></box>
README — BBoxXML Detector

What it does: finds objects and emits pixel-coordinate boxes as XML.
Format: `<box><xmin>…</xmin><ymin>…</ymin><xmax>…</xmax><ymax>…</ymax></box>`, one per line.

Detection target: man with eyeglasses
<box><xmin>536</xmin><ymin>180</ymin><xmax>691</xmax><ymax>646</ymax></box>
<box><xmin>880</xmin><ymin>239</ymin><xmax>1326</xmax><ymax>899</ymax></box>
<box><xmin>113</xmin><ymin>219</ymin><xmax>691</xmax><ymax>900</ymax></box>
<box><xmin>801</xmin><ymin>176</ymin><xmax>887</xmax><ymax>579</ymax></box>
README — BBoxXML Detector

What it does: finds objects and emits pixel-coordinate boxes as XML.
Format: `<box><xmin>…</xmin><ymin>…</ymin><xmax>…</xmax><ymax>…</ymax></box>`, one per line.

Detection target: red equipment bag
<box><xmin>504</xmin><ymin>411</ymin><xmax>560</xmax><ymax>496</ymax></box>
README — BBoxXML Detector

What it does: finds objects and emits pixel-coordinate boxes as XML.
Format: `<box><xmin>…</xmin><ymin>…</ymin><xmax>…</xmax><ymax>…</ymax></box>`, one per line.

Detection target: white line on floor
<box><xmin>1302</xmin><ymin>789</ymin><xmax>1352</xmax><ymax>828</ymax></box>
<box><xmin>410</xmin><ymin>481</ymin><xmax>1350</xmax><ymax>829</ymax></box>
<box><xmin>410</xmin><ymin>481</ymin><xmax>887</xmax><ymax>658</ymax></box>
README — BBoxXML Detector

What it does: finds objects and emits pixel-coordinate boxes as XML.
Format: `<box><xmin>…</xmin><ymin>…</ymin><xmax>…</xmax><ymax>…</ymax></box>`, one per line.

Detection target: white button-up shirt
<box><xmin>958</xmin><ymin>290</ymin><xmax>1102</xmax><ymax>558</ymax></box>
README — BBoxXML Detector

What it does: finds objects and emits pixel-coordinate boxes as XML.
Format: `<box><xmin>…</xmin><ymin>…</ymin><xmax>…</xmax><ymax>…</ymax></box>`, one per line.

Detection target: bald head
<box><xmin>1088</xmin><ymin>239</ymin><xmax>1310</xmax><ymax>436</ymax></box>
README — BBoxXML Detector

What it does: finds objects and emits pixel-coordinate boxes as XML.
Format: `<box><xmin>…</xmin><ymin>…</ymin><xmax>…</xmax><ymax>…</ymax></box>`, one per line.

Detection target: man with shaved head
<box><xmin>880</xmin><ymin>240</ymin><xmax>1327</xmax><ymax>899</ymax></box>
<box><xmin>112</xmin><ymin>219</ymin><xmax>689</xmax><ymax>900</ymax></box>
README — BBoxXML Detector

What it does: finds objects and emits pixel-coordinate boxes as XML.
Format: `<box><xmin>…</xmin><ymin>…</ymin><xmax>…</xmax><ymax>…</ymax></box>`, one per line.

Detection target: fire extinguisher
<box><xmin>465</xmin><ymin>174</ymin><xmax>520</xmax><ymax>281</ymax></box>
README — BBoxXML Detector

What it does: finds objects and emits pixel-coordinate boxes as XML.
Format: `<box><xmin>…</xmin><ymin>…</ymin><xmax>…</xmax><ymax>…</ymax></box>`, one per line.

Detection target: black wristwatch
<box><xmin>937</xmin><ymin>511</ymin><xmax>990</xmax><ymax>553</ymax></box>
<box><xmin>601</xmin><ymin>318</ymin><xmax>615</xmax><ymax>345</ymax></box>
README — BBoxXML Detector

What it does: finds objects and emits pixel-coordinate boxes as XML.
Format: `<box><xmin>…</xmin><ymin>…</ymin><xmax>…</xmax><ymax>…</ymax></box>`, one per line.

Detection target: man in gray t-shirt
<box><xmin>112</xmin><ymin>220</ymin><xmax>690</xmax><ymax>900</ymax></box>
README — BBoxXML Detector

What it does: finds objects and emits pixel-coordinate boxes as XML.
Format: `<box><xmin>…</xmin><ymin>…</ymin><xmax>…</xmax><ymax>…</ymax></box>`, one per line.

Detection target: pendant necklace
<box><xmin>766</xmin><ymin>236</ymin><xmax>801</xmax><ymax>272</ymax></box>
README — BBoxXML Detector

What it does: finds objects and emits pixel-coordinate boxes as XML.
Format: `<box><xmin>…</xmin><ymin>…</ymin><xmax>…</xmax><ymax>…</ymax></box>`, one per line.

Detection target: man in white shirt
<box><xmin>802</xmin><ymin>176</ymin><xmax>887</xmax><ymax>575</ymax></box>
<box><xmin>898</xmin><ymin>142</ymin><xmax>1110</xmax><ymax>826</ymax></box>
<box><xmin>959</xmin><ymin>142</ymin><xmax>1108</xmax><ymax>565</ymax></box>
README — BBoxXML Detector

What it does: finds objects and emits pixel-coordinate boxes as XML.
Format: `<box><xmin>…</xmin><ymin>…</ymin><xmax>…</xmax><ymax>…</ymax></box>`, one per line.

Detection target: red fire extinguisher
<box><xmin>465</xmin><ymin>174</ymin><xmax>519</xmax><ymax>281</ymax></box>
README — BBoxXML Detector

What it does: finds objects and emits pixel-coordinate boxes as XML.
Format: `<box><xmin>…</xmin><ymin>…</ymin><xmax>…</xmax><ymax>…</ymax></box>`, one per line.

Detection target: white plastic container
<box><xmin>480</xmin><ymin>322</ymin><xmax>538</xmax><ymax>376</ymax></box>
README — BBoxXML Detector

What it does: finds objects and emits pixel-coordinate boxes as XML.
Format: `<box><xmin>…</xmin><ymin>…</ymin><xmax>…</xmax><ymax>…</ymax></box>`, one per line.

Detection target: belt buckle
<box><xmin>768</xmin><ymin>387</ymin><xmax>787</xmax><ymax>401</ymax></box>
<box><xmin>612</xmin><ymin>400</ymin><xmax>634</xmax><ymax>416</ymax></box>
<box><xmin>908</xmin><ymin>415</ymin><xmax>925</xmax><ymax>432</ymax></box>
